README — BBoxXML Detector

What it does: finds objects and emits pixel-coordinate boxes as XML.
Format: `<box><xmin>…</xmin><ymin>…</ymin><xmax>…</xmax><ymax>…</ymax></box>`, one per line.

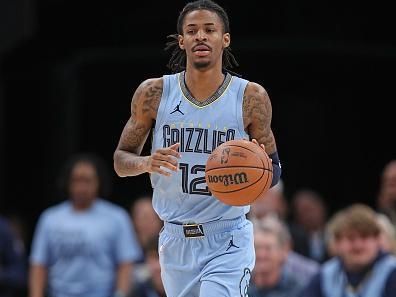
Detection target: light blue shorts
<box><xmin>159</xmin><ymin>216</ymin><xmax>255</xmax><ymax>297</ymax></box>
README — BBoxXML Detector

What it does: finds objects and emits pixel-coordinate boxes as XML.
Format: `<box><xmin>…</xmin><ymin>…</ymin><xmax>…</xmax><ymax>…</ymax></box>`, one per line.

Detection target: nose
<box><xmin>195</xmin><ymin>29</ymin><xmax>207</xmax><ymax>41</ymax></box>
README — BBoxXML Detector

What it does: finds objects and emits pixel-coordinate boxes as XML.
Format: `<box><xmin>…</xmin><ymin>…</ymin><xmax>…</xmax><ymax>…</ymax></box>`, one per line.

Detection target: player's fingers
<box><xmin>157</xmin><ymin>146</ymin><xmax>181</xmax><ymax>159</ymax></box>
<box><xmin>153</xmin><ymin>166</ymin><xmax>171</xmax><ymax>176</ymax></box>
<box><xmin>169</xmin><ymin>142</ymin><xmax>180</xmax><ymax>151</ymax></box>
<box><xmin>152</xmin><ymin>159</ymin><xmax>178</xmax><ymax>172</ymax></box>
<box><xmin>153</xmin><ymin>152</ymin><xmax>179</xmax><ymax>167</ymax></box>
<box><xmin>252</xmin><ymin>139</ymin><xmax>265</xmax><ymax>151</ymax></box>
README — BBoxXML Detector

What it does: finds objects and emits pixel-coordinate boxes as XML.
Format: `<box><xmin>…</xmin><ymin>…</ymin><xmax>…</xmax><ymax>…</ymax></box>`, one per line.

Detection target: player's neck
<box><xmin>184</xmin><ymin>66</ymin><xmax>225</xmax><ymax>102</ymax></box>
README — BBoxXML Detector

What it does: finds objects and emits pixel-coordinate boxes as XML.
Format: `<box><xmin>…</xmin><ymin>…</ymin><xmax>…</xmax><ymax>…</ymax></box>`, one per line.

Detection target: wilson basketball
<box><xmin>205</xmin><ymin>139</ymin><xmax>273</xmax><ymax>206</ymax></box>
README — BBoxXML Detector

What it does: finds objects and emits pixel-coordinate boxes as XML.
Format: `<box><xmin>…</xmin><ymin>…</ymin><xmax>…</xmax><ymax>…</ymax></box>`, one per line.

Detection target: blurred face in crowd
<box><xmin>132</xmin><ymin>198</ymin><xmax>162</xmax><ymax>247</ymax></box>
<box><xmin>254</xmin><ymin>231</ymin><xmax>288</xmax><ymax>280</ymax></box>
<box><xmin>251</xmin><ymin>186</ymin><xmax>288</xmax><ymax>220</ymax></box>
<box><xmin>69</xmin><ymin>161</ymin><xmax>99</xmax><ymax>209</ymax></box>
<box><xmin>378</xmin><ymin>161</ymin><xmax>396</xmax><ymax>209</ymax></box>
<box><xmin>294</xmin><ymin>193</ymin><xmax>326</xmax><ymax>232</ymax></box>
<box><xmin>336</xmin><ymin>230</ymin><xmax>380</xmax><ymax>272</ymax></box>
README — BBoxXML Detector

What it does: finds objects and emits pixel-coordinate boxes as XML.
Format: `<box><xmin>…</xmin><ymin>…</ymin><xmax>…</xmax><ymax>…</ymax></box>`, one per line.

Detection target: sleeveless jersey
<box><xmin>151</xmin><ymin>71</ymin><xmax>250</xmax><ymax>224</ymax></box>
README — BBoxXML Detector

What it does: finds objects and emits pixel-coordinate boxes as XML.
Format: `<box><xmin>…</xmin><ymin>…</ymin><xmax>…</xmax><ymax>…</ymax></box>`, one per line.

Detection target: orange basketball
<box><xmin>205</xmin><ymin>139</ymin><xmax>273</xmax><ymax>206</ymax></box>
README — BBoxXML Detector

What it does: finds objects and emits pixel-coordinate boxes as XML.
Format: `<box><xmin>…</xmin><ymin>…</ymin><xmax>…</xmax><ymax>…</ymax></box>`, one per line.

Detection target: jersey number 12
<box><xmin>179</xmin><ymin>163</ymin><xmax>211</xmax><ymax>196</ymax></box>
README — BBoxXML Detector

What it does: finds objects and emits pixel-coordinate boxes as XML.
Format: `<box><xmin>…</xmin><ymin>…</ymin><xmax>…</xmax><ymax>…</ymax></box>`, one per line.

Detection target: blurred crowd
<box><xmin>1</xmin><ymin>154</ymin><xmax>396</xmax><ymax>297</ymax></box>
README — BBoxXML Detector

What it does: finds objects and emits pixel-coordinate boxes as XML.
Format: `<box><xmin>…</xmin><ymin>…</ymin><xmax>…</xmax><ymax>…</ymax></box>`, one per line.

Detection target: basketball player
<box><xmin>114</xmin><ymin>1</ymin><xmax>281</xmax><ymax>296</ymax></box>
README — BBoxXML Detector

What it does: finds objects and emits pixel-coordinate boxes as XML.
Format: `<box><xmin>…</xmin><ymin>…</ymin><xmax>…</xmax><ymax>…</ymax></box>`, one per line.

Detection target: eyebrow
<box><xmin>186</xmin><ymin>23</ymin><xmax>216</xmax><ymax>27</ymax></box>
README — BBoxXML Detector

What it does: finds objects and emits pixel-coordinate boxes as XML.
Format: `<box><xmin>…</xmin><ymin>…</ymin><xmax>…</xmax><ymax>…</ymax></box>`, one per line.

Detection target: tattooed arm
<box><xmin>114</xmin><ymin>78</ymin><xmax>180</xmax><ymax>177</ymax></box>
<box><xmin>243</xmin><ymin>82</ymin><xmax>281</xmax><ymax>186</ymax></box>
<box><xmin>243</xmin><ymin>82</ymin><xmax>277</xmax><ymax>154</ymax></box>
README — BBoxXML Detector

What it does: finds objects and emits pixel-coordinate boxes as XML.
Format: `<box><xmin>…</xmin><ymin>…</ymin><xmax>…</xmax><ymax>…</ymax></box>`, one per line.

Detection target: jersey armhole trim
<box><xmin>236</xmin><ymin>78</ymin><xmax>249</xmax><ymax>140</ymax></box>
<box><xmin>153</xmin><ymin>75</ymin><xmax>170</xmax><ymax>133</ymax></box>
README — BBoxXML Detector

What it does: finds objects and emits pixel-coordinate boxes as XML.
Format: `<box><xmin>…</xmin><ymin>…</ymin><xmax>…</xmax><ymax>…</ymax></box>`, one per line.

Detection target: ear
<box><xmin>223</xmin><ymin>33</ymin><xmax>231</xmax><ymax>48</ymax></box>
<box><xmin>280</xmin><ymin>246</ymin><xmax>290</xmax><ymax>262</ymax></box>
<box><xmin>178</xmin><ymin>35</ymin><xmax>185</xmax><ymax>50</ymax></box>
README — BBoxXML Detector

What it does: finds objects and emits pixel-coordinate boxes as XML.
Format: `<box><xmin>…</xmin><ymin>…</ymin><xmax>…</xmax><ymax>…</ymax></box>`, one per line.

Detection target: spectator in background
<box><xmin>29</xmin><ymin>153</ymin><xmax>142</xmax><ymax>297</ymax></box>
<box><xmin>0</xmin><ymin>215</ymin><xmax>26</xmax><ymax>297</ymax></box>
<box><xmin>130</xmin><ymin>195</ymin><xmax>163</xmax><ymax>253</ymax></box>
<box><xmin>5</xmin><ymin>214</ymin><xmax>27</xmax><ymax>258</ymax></box>
<box><xmin>129</xmin><ymin>195</ymin><xmax>163</xmax><ymax>284</ymax></box>
<box><xmin>249</xmin><ymin>215</ymin><xmax>304</xmax><ymax>297</ymax></box>
<box><xmin>377</xmin><ymin>160</ymin><xmax>396</xmax><ymax>224</ymax></box>
<box><xmin>301</xmin><ymin>204</ymin><xmax>396</xmax><ymax>297</ymax></box>
<box><xmin>377</xmin><ymin>213</ymin><xmax>396</xmax><ymax>254</ymax></box>
<box><xmin>250</xmin><ymin>180</ymin><xmax>319</xmax><ymax>286</ymax></box>
<box><xmin>129</xmin><ymin>236</ymin><xmax>165</xmax><ymax>297</ymax></box>
<box><xmin>249</xmin><ymin>180</ymin><xmax>310</xmax><ymax>258</ymax></box>
<box><xmin>292</xmin><ymin>189</ymin><xmax>329</xmax><ymax>263</ymax></box>
<box><xmin>250</xmin><ymin>180</ymin><xmax>288</xmax><ymax>221</ymax></box>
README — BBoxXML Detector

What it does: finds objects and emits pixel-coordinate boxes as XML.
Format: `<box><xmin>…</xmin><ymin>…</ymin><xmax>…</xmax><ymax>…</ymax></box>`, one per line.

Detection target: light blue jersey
<box><xmin>30</xmin><ymin>199</ymin><xmax>142</xmax><ymax>297</ymax></box>
<box><xmin>151</xmin><ymin>71</ymin><xmax>250</xmax><ymax>224</ymax></box>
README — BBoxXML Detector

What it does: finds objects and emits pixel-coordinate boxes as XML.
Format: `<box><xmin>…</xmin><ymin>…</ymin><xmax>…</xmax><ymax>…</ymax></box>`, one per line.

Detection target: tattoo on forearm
<box><xmin>124</xmin><ymin>155</ymin><xmax>147</xmax><ymax>171</ymax></box>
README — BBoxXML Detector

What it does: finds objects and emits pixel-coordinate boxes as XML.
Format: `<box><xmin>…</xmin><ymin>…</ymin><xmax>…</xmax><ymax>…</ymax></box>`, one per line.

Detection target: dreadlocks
<box><xmin>165</xmin><ymin>0</ymin><xmax>239</xmax><ymax>74</ymax></box>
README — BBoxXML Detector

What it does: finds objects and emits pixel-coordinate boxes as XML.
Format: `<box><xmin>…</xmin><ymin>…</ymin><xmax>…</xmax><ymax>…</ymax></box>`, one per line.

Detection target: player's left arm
<box><xmin>243</xmin><ymin>82</ymin><xmax>281</xmax><ymax>187</ymax></box>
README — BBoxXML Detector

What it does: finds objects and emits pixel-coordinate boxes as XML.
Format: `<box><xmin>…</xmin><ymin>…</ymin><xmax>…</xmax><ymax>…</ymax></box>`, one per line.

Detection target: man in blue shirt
<box><xmin>29</xmin><ymin>154</ymin><xmax>142</xmax><ymax>297</ymax></box>
<box><xmin>300</xmin><ymin>204</ymin><xmax>396</xmax><ymax>297</ymax></box>
<box><xmin>249</xmin><ymin>215</ymin><xmax>304</xmax><ymax>297</ymax></box>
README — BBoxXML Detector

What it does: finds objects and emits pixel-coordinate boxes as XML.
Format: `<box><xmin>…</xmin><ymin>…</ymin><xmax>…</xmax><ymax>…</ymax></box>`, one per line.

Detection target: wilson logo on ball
<box><xmin>207</xmin><ymin>172</ymin><xmax>249</xmax><ymax>186</ymax></box>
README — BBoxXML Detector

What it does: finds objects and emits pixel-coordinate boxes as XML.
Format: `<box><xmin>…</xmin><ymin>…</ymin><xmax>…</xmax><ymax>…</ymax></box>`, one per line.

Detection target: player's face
<box><xmin>68</xmin><ymin>162</ymin><xmax>99</xmax><ymax>208</ymax></box>
<box><xmin>336</xmin><ymin>230</ymin><xmax>380</xmax><ymax>272</ymax></box>
<box><xmin>179</xmin><ymin>9</ymin><xmax>230</xmax><ymax>70</ymax></box>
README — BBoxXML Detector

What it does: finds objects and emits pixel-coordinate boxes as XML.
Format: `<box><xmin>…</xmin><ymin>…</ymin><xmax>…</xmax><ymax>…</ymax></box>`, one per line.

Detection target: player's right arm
<box><xmin>114</xmin><ymin>78</ymin><xmax>180</xmax><ymax>177</ymax></box>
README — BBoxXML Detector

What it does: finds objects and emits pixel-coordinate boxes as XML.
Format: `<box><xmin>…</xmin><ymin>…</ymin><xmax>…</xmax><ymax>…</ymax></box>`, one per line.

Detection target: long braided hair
<box><xmin>165</xmin><ymin>0</ymin><xmax>239</xmax><ymax>74</ymax></box>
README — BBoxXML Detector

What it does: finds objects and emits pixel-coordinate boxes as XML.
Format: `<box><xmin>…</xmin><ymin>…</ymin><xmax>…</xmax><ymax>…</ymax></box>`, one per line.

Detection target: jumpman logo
<box><xmin>226</xmin><ymin>236</ymin><xmax>239</xmax><ymax>251</ymax></box>
<box><xmin>170</xmin><ymin>100</ymin><xmax>184</xmax><ymax>115</ymax></box>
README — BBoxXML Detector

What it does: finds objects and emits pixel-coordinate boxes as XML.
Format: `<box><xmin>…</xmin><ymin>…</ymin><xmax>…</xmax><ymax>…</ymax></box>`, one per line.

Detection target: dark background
<box><xmin>1</xmin><ymin>0</ymin><xmax>395</xmax><ymax>249</ymax></box>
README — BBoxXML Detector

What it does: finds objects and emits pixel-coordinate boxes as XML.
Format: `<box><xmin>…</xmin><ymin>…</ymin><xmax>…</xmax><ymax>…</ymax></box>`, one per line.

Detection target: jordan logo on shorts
<box><xmin>170</xmin><ymin>100</ymin><xmax>184</xmax><ymax>115</ymax></box>
<box><xmin>226</xmin><ymin>236</ymin><xmax>239</xmax><ymax>251</ymax></box>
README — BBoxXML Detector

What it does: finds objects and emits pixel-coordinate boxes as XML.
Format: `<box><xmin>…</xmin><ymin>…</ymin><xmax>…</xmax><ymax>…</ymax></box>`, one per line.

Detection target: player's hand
<box><xmin>252</xmin><ymin>139</ymin><xmax>266</xmax><ymax>151</ymax></box>
<box><xmin>252</xmin><ymin>139</ymin><xmax>272</xmax><ymax>161</ymax></box>
<box><xmin>146</xmin><ymin>143</ymin><xmax>181</xmax><ymax>176</ymax></box>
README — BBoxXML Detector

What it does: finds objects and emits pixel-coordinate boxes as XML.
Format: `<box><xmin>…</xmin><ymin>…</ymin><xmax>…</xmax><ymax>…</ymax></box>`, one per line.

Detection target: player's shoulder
<box><xmin>132</xmin><ymin>78</ymin><xmax>164</xmax><ymax>117</ymax></box>
<box><xmin>137</xmin><ymin>77</ymin><xmax>164</xmax><ymax>95</ymax></box>
<box><xmin>244</xmin><ymin>81</ymin><xmax>269</xmax><ymax>98</ymax></box>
